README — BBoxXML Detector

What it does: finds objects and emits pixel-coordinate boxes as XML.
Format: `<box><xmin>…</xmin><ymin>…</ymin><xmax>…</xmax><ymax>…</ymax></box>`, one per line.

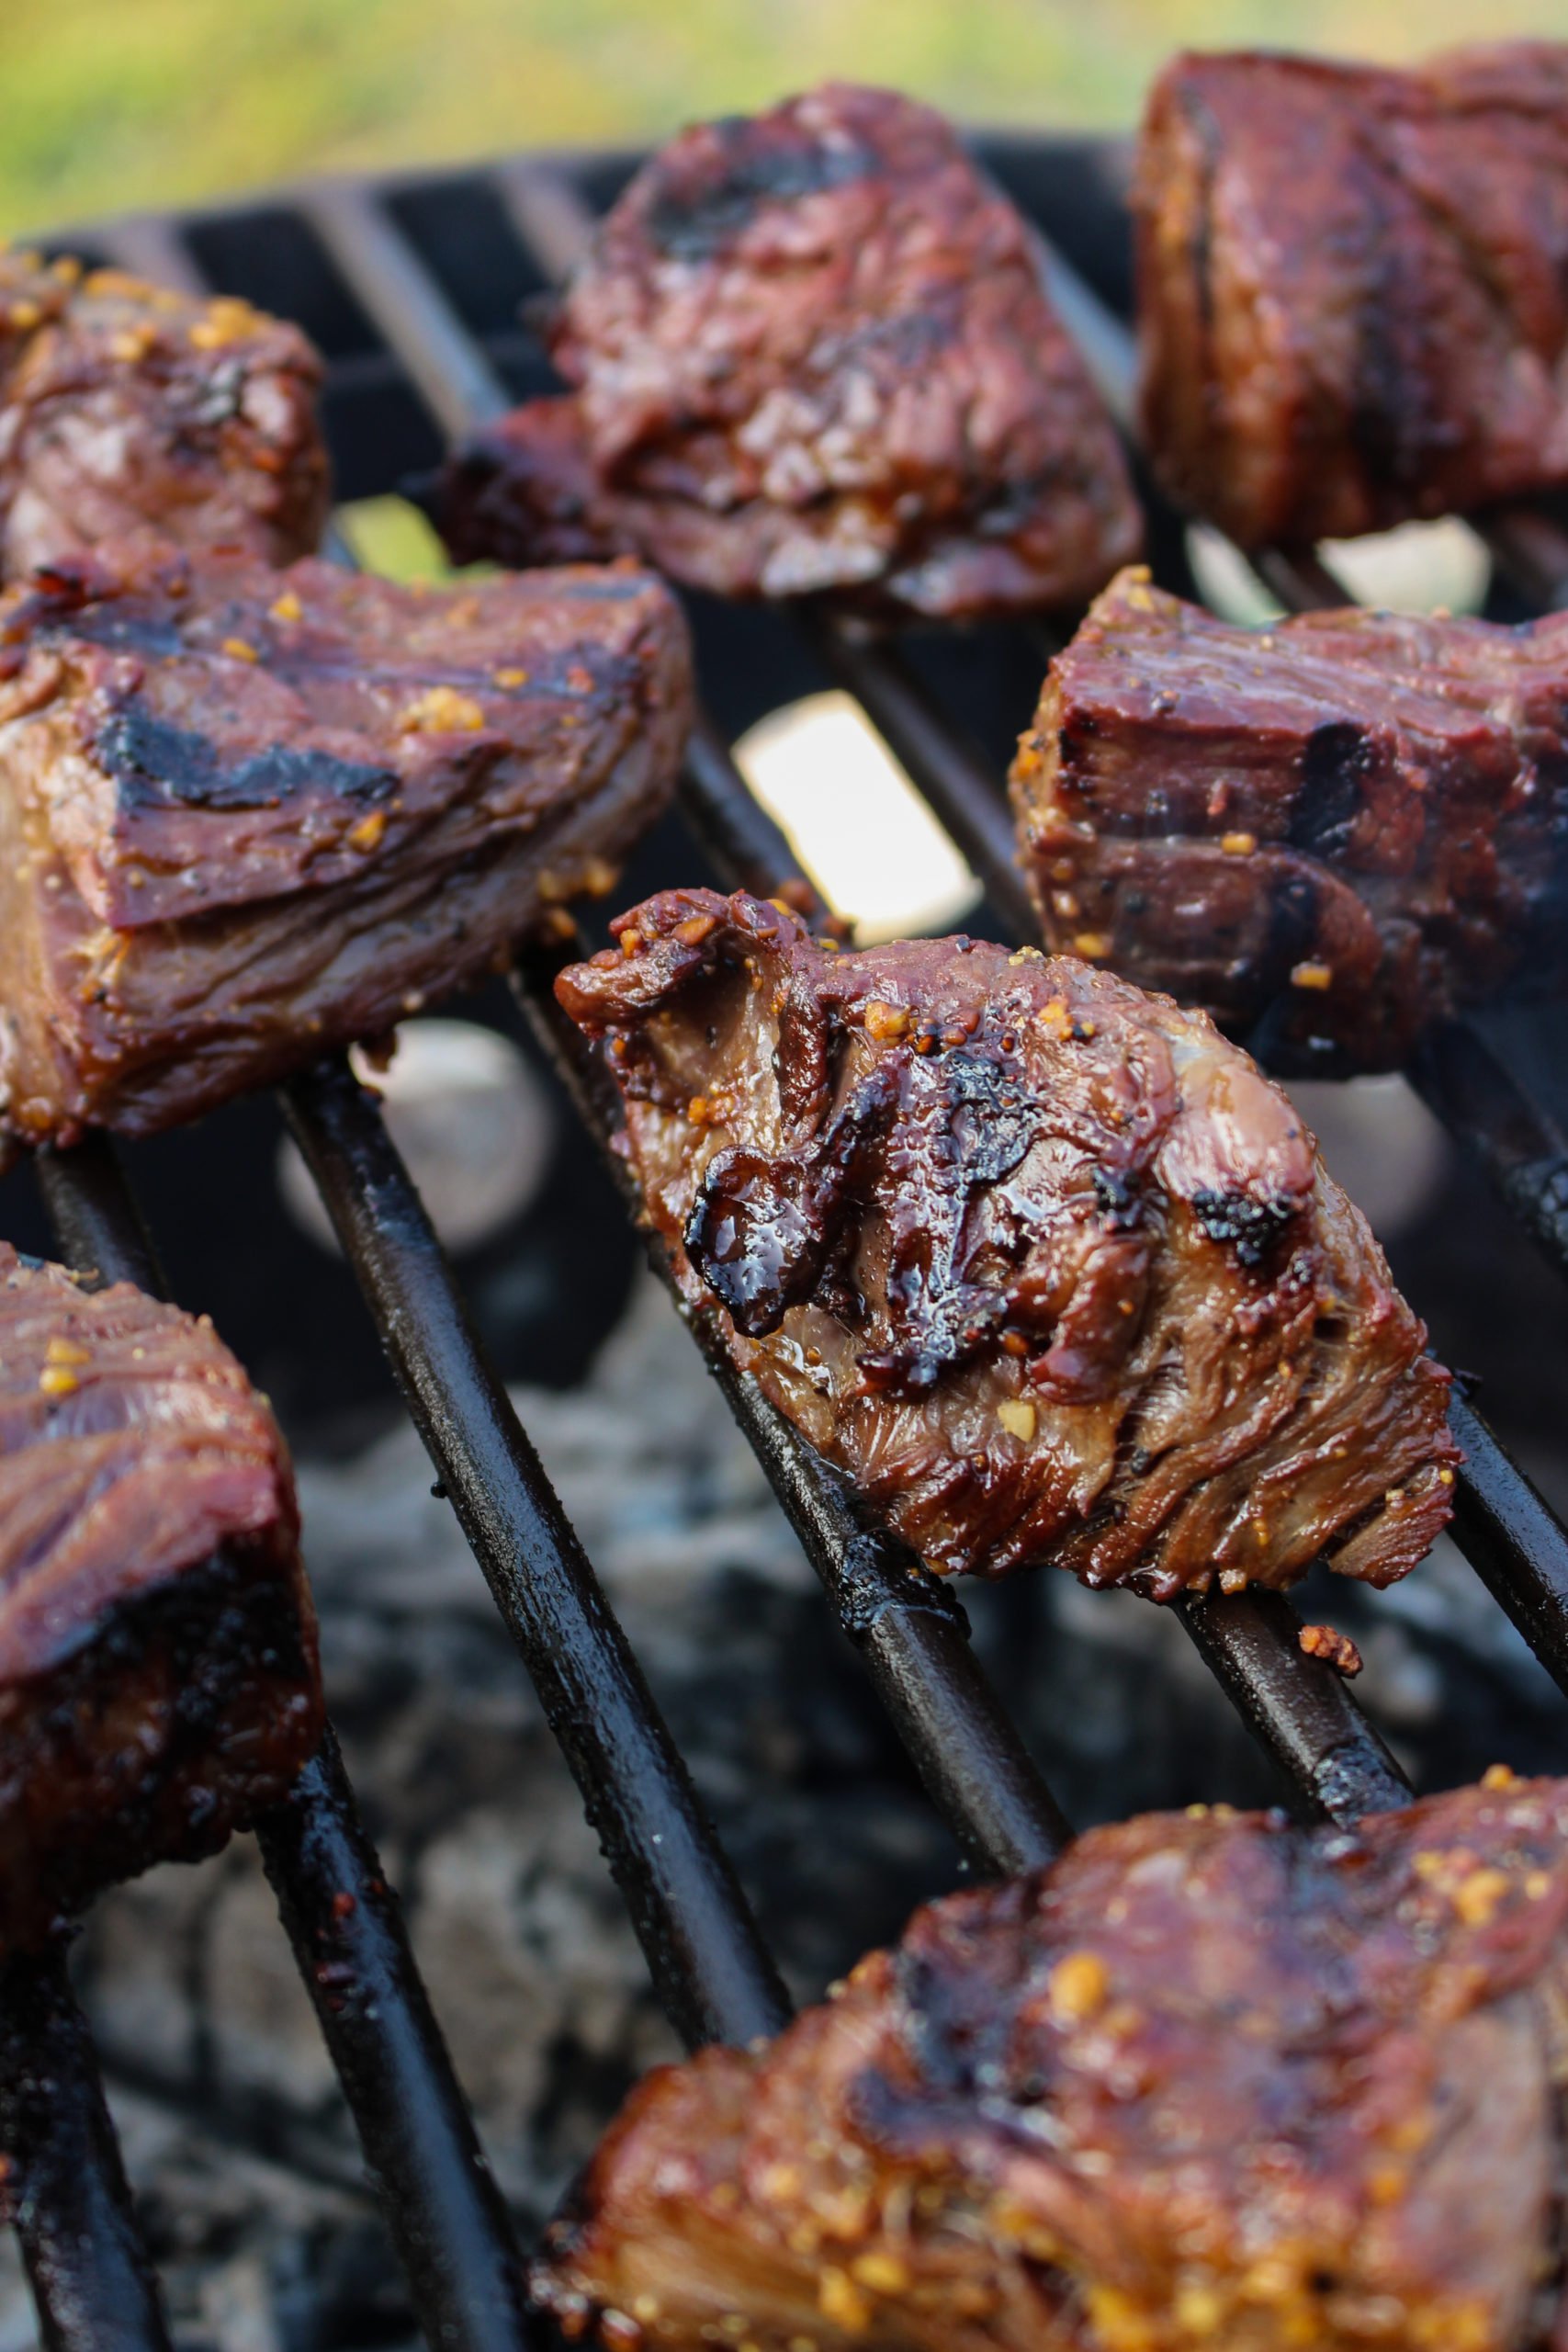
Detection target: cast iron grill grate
<box><xmin>5</xmin><ymin>126</ymin><xmax>1568</xmax><ymax>2351</ymax></box>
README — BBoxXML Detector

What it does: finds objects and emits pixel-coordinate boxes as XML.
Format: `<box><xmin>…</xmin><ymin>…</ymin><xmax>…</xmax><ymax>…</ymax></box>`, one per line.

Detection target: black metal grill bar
<box><xmin>280</xmin><ymin>1058</ymin><xmax>790</xmax><ymax>2050</ymax></box>
<box><xmin>0</xmin><ymin>1951</ymin><xmax>174</xmax><ymax>2352</ymax></box>
<box><xmin>293</xmin><ymin>178</ymin><xmax>1073</xmax><ymax>1876</ymax></box>
<box><xmin>101</xmin><ymin>214</ymin><xmax>792</xmax><ymax>2057</ymax></box>
<box><xmin>33</xmin><ymin>1135</ymin><xmax>533</xmax><ymax>2352</ymax></box>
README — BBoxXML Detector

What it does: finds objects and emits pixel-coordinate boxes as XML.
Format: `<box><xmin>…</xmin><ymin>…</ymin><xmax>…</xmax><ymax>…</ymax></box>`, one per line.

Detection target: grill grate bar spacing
<box><xmin>33</xmin><ymin>1134</ymin><xmax>534</xmax><ymax>2352</ymax></box>
<box><xmin>280</xmin><ymin>1057</ymin><xmax>792</xmax><ymax>2050</ymax></box>
<box><xmin>297</xmin><ymin>177</ymin><xmax>1076</xmax><ymax>1876</ymax></box>
<box><xmin>0</xmin><ymin>1951</ymin><xmax>174</xmax><ymax>2352</ymax></box>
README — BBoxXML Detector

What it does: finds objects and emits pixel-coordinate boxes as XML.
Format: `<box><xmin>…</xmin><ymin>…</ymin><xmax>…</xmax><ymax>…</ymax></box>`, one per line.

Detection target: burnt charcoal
<box><xmin>1136</xmin><ymin>43</ymin><xmax>1568</xmax><ymax>547</ymax></box>
<box><xmin>0</xmin><ymin>541</ymin><xmax>692</xmax><ymax>1152</ymax></box>
<box><xmin>535</xmin><ymin>1771</ymin><xmax>1568</xmax><ymax>2352</ymax></box>
<box><xmin>0</xmin><ymin>254</ymin><xmax>329</xmax><ymax>574</ymax></box>
<box><xmin>1010</xmin><ymin>567</ymin><xmax>1568</xmax><ymax>1070</ymax></box>
<box><xmin>0</xmin><ymin>1244</ymin><xmax>320</xmax><ymax>1949</ymax></box>
<box><xmin>434</xmin><ymin>85</ymin><xmax>1141</xmax><ymax>620</ymax></box>
<box><xmin>555</xmin><ymin>888</ymin><xmax>1456</xmax><ymax>1598</ymax></box>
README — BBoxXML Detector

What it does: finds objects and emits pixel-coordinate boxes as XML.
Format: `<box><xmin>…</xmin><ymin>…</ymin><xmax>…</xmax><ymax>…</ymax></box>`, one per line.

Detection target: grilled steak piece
<box><xmin>556</xmin><ymin>889</ymin><xmax>1456</xmax><ymax>1596</ymax></box>
<box><xmin>0</xmin><ymin>1244</ymin><xmax>321</xmax><ymax>1949</ymax></box>
<box><xmin>1136</xmin><ymin>43</ymin><xmax>1568</xmax><ymax>548</ymax></box>
<box><xmin>0</xmin><ymin>542</ymin><xmax>691</xmax><ymax>1152</ymax></box>
<box><xmin>434</xmin><ymin>85</ymin><xmax>1142</xmax><ymax>619</ymax></box>
<box><xmin>1009</xmin><ymin>567</ymin><xmax>1568</xmax><ymax>1072</ymax></box>
<box><xmin>0</xmin><ymin>253</ymin><xmax>329</xmax><ymax>576</ymax></box>
<box><xmin>535</xmin><ymin>1770</ymin><xmax>1568</xmax><ymax>2352</ymax></box>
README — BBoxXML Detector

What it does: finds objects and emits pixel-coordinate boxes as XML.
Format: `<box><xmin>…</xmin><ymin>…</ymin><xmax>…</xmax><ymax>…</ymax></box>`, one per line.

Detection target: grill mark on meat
<box><xmin>1011</xmin><ymin>568</ymin><xmax>1568</xmax><ymax>1069</ymax></box>
<box><xmin>644</xmin><ymin>123</ymin><xmax>880</xmax><ymax>259</ymax></box>
<box><xmin>97</xmin><ymin>702</ymin><xmax>397</xmax><ymax>813</ymax></box>
<box><xmin>432</xmin><ymin>85</ymin><xmax>1141</xmax><ymax>620</ymax></box>
<box><xmin>534</xmin><ymin>1774</ymin><xmax>1568</xmax><ymax>2352</ymax></box>
<box><xmin>0</xmin><ymin>1244</ymin><xmax>321</xmax><ymax>1948</ymax></box>
<box><xmin>558</xmin><ymin>887</ymin><xmax>1458</xmax><ymax>1593</ymax></box>
<box><xmin>1137</xmin><ymin>45</ymin><xmax>1568</xmax><ymax>546</ymax></box>
<box><xmin>0</xmin><ymin>541</ymin><xmax>693</xmax><ymax>1149</ymax></box>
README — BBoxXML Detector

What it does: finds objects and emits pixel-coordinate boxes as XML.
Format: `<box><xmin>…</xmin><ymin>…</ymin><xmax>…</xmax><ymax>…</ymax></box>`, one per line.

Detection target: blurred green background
<box><xmin>6</xmin><ymin>0</ymin><xmax>1568</xmax><ymax>238</ymax></box>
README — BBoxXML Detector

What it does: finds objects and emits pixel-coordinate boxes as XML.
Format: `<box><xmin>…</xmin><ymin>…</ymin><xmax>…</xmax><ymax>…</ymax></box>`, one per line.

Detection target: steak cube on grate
<box><xmin>0</xmin><ymin>1242</ymin><xmax>321</xmax><ymax>1948</ymax></box>
<box><xmin>0</xmin><ymin>542</ymin><xmax>692</xmax><ymax>1154</ymax></box>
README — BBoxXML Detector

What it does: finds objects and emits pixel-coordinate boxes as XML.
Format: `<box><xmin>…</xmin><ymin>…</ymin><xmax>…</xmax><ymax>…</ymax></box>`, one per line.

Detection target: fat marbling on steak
<box><xmin>1009</xmin><ymin>567</ymin><xmax>1568</xmax><ymax>1072</ymax></box>
<box><xmin>536</xmin><ymin>1770</ymin><xmax>1568</xmax><ymax>2352</ymax></box>
<box><xmin>433</xmin><ymin>85</ymin><xmax>1141</xmax><ymax>619</ymax></box>
<box><xmin>1136</xmin><ymin>42</ymin><xmax>1568</xmax><ymax>548</ymax></box>
<box><xmin>0</xmin><ymin>541</ymin><xmax>692</xmax><ymax>1151</ymax></box>
<box><xmin>0</xmin><ymin>250</ymin><xmax>329</xmax><ymax>576</ymax></box>
<box><xmin>556</xmin><ymin>888</ymin><xmax>1457</xmax><ymax>1597</ymax></box>
<box><xmin>0</xmin><ymin>1244</ymin><xmax>320</xmax><ymax>1948</ymax></box>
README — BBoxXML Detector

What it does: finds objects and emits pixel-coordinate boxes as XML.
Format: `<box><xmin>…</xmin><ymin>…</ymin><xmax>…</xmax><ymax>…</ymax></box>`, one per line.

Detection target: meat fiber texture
<box><xmin>0</xmin><ymin>541</ymin><xmax>693</xmax><ymax>1154</ymax></box>
<box><xmin>0</xmin><ymin>250</ymin><xmax>330</xmax><ymax>576</ymax></box>
<box><xmin>0</xmin><ymin>1244</ymin><xmax>321</xmax><ymax>1948</ymax></box>
<box><xmin>434</xmin><ymin>85</ymin><xmax>1142</xmax><ymax>619</ymax></box>
<box><xmin>536</xmin><ymin>1771</ymin><xmax>1568</xmax><ymax>2352</ymax></box>
<box><xmin>1010</xmin><ymin>568</ymin><xmax>1568</xmax><ymax>1073</ymax></box>
<box><xmin>1136</xmin><ymin>41</ymin><xmax>1568</xmax><ymax>548</ymax></box>
<box><xmin>556</xmin><ymin>889</ymin><xmax>1457</xmax><ymax>1597</ymax></box>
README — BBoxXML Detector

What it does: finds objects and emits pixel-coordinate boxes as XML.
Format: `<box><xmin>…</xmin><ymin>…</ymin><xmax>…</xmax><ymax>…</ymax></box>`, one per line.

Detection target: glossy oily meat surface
<box><xmin>558</xmin><ymin>888</ymin><xmax>1456</xmax><ymax>1595</ymax></box>
<box><xmin>434</xmin><ymin>84</ymin><xmax>1141</xmax><ymax>619</ymax></box>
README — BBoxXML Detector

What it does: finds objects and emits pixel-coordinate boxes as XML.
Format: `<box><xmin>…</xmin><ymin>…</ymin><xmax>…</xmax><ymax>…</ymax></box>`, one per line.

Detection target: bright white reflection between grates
<box><xmin>735</xmin><ymin>689</ymin><xmax>983</xmax><ymax>943</ymax></box>
<box><xmin>1189</xmin><ymin>514</ymin><xmax>1493</xmax><ymax>627</ymax></box>
<box><xmin>278</xmin><ymin>1019</ymin><xmax>556</xmax><ymax>1256</ymax></box>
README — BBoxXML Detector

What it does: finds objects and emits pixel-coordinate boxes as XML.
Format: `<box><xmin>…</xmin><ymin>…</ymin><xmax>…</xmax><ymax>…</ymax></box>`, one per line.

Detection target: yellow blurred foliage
<box><xmin>4</xmin><ymin>0</ymin><xmax>1567</xmax><ymax>235</ymax></box>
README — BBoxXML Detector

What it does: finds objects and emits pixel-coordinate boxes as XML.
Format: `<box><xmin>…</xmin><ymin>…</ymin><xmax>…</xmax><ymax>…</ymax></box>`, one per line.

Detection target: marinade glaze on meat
<box><xmin>1136</xmin><ymin>42</ymin><xmax>1568</xmax><ymax>548</ymax></box>
<box><xmin>557</xmin><ymin>890</ymin><xmax>1456</xmax><ymax>1596</ymax></box>
<box><xmin>0</xmin><ymin>249</ymin><xmax>329</xmax><ymax>576</ymax></box>
<box><xmin>434</xmin><ymin>85</ymin><xmax>1142</xmax><ymax>619</ymax></box>
<box><xmin>1009</xmin><ymin>568</ymin><xmax>1568</xmax><ymax>1072</ymax></box>
<box><xmin>0</xmin><ymin>542</ymin><xmax>692</xmax><ymax>1152</ymax></box>
<box><xmin>535</xmin><ymin>1770</ymin><xmax>1568</xmax><ymax>2352</ymax></box>
<box><xmin>0</xmin><ymin>1246</ymin><xmax>321</xmax><ymax>1949</ymax></box>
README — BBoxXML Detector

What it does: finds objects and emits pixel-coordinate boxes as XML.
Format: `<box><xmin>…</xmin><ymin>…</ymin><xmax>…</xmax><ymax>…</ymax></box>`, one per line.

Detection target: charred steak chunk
<box><xmin>0</xmin><ymin>543</ymin><xmax>692</xmax><ymax>1151</ymax></box>
<box><xmin>434</xmin><ymin>85</ymin><xmax>1142</xmax><ymax>619</ymax></box>
<box><xmin>556</xmin><ymin>889</ymin><xmax>1456</xmax><ymax>1596</ymax></box>
<box><xmin>1009</xmin><ymin>567</ymin><xmax>1568</xmax><ymax>1072</ymax></box>
<box><xmin>1136</xmin><ymin>42</ymin><xmax>1568</xmax><ymax>548</ymax></box>
<box><xmin>0</xmin><ymin>1244</ymin><xmax>321</xmax><ymax>1949</ymax></box>
<box><xmin>536</xmin><ymin>1770</ymin><xmax>1568</xmax><ymax>2352</ymax></box>
<box><xmin>0</xmin><ymin>252</ymin><xmax>329</xmax><ymax>576</ymax></box>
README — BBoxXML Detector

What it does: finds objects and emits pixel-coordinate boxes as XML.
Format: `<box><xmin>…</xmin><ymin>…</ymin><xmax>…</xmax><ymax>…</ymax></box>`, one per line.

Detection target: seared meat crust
<box><xmin>536</xmin><ymin>1772</ymin><xmax>1568</xmax><ymax>2352</ymax></box>
<box><xmin>1136</xmin><ymin>43</ymin><xmax>1568</xmax><ymax>548</ymax></box>
<box><xmin>0</xmin><ymin>542</ymin><xmax>692</xmax><ymax>1149</ymax></box>
<box><xmin>434</xmin><ymin>85</ymin><xmax>1141</xmax><ymax>619</ymax></box>
<box><xmin>556</xmin><ymin>889</ymin><xmax>1456</xmax><ymax>1595</ymax></box>
<box><xmin>0</xmin><ymin>1245</ymin><xmax>320</xmax><ymax>1948</ymax></box>
<box><xmin>1010</xmin><ymin>567</ymin><xmax>1568</xmax><ymax>1071</ymax></box>
<box><xmin>0</xmin><ymin>253</ymin><xmax>329</xmax><ymax>575</ymax></box>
